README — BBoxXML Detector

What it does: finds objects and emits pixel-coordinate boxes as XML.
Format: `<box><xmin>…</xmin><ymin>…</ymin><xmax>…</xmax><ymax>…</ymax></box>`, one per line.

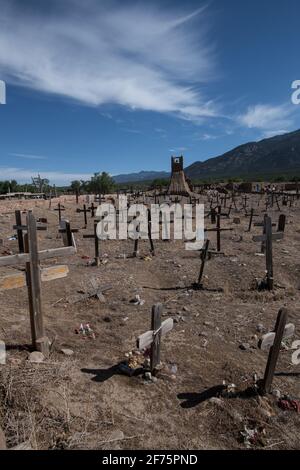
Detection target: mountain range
<box><xmin>113</xmin><ymin>129</ymin><xmax>300</xmax><ymax>183</ymax></box>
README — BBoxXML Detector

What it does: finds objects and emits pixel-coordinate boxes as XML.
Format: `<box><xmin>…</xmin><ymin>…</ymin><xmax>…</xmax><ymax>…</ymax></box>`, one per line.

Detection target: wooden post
<box><xmin>265</xmin><ymin>216</ymin><xmax>273</xmax><ymax>290</ymax></box>
<box><xmin>83</xmin><ymin>204</ymin><xmax>88</xmax><ymax>226</ymax></box>
<box><xmin>216</xmin><ymin>214</ymin><xmax>221</xmax><ymax>252</ymax></box>
<box><xmin>261</xmin><ymin>214</ymin><xmax>267</xmax><ymax>254</ymax></box>
<box><xmin>25</xmin><ymin>212</ymin><xmax>49</xmax><ymax>356</ymax></box>
<box><xmin>147</xmin><ymin>209</ymin><xmax>155</xmax><ymax>256</ymax></box>
<box><xmin>211</xmin><ymin>207</ymin><xmax>216</xmax><ymax>224</ymax></box>
<box><xmin>150</xmin><ymin>303</ymin><xmax>162</xmax><ymax>372</ymax></box>
<box><xmin>278</xmin><ymin>214</ymin><xmax>286</xmax><ymax>233</ymax></box>
<box><xmin>248</xmin><ymin>208</ymin><xmax>254</xmax><ymax>232</ymax></box>
<box><xmin>260</xmin><ymin>308</ymin><xmax>288</xmax><ymax>395</ymax></box>
<box><xmin>15</xmin><ymin>210</ymin><xmax>24</xmax><ymax>253</ymax></box>
<box><xmin>197</xmin><ymin>239</ymin><xmax>210</xmax><ymax>288</ymax></box>
<box><xmin>58</xmin><ymin>203</ymin><xmax>62</xmax><ymax>222</ymax></box>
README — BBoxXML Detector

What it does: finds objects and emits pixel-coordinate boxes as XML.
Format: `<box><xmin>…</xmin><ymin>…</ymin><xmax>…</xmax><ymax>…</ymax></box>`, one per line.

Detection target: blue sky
<box><xmin>0</xmin><ymin>0</ymin><xmax>300</xmax><ymax>185</ymax></box>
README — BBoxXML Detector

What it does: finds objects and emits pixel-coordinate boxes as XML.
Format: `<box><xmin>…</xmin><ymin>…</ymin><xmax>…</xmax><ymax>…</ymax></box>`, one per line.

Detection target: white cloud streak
<box><xmin>9</xmin><ymin>153</ymin><xmax>48</xmax><ymax>160</ymax></box>
<box><xmin>239</xmin><ymin>104</ymin><xmax>294</xmax><ymax>131</ymax></box>
<box><xmin>0</xmin><ymin>166</ymin><xmax>92</xmax><ymax>185</ymax></box>
<box><xmin>0</xmin><ymin>0</ymin><xmax>216</xmax><ymax>122</ymax></box>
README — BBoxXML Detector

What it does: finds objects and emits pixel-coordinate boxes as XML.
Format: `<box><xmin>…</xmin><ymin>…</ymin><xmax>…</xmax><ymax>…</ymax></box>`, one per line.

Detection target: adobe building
<box><xmin>167</xmin><ymin>156</ymin><xmax>192</xmax><ymax>196</ymax></box>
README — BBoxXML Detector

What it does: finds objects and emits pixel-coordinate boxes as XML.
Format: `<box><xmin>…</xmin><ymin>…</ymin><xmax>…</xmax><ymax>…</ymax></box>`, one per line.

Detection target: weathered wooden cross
<box><xmin>0</xmin><ymin>212</ymin><xmax>76</xmax><ymax>356</ymax></box>
<box><xmin>258</xmin><ymin>308</ymin><xmax>295</xmax><ymax>394</ymax></box>
<box><xmin>246</xmin><ymin>208</ymin><xmax>259</xmax><ymax>232</ymax></box>
<box><xmin>252</xmin><ymin>215</ymin><xmax>283</xmax><ymax>289</ymax></box>
<box><xmin>205</xmin><ymin>214</ymin><xmax>233</xmax><ymax>252</ymax></box>
<box><xmin>76</xmin><ymin>204</ymin><xmax>90</xmax><ymax>227</ymax></box>
<box><xmin>132</xmin><ymin>209</ymin><xmax>155</xmax><ymax>257</ymax></box>
<box><xmin>83</xmin><ymin>221</ymin><xmax>100</xmax><ymax>266</ymax></box>
<box><xmin>136</xmin><ymin>303</ymin><xmax>173</xmax><ymax>373</ymax></box>
<box><xmin>13</xmin><ymin>210</ymin><xmax>47</xmax><ymax>253</ymax></box>
<box><xmin>54</xmin><ymin>203</ymin><xmax>66</xmax><ymax>222</ymax></box>
<box><xmin>193</xmin><ymin>239</ymin><xmax>210</xmax><ymax>289</ymax></box>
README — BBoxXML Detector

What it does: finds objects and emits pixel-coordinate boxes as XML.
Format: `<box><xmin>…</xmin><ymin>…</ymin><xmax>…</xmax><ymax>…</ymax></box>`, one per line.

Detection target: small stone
<box><xmin>272</xmin><ymin>389</ymin><xmax>281</xmax><ymax>399</ymax></box>
<box><xmin>209</xmin><ymin>397</ymin><xmax>223</xmax><ymax>406</ymax></box>
<box><xmin>183</xmin><ymin>306</ymin><xmax>189</xmax><ymax>312</ymax></box>
<box><xmin>28</xmin><ymin>351</ymin><xmax>44</xmax><ymax>363</ymax></box>
<box><xmin>201</xmin><ymin>339</ymin><xmax>208</xmax><ymax>348</ymax></box>
<box><xmin>256</xmin><ymin>323</ymin><xmax>264</xmax><ymax>333</ymax></box>
<box><xmin>199</xmin><ymin>331</ymin><xmax>208</xmax><ymax>337</ymax></box>
<box><xmin>203</xmin><ymin>321</ymin><xmax>212</xmax><ymax>327</ymax></box>
<box><xmin>61</xmin><ymin>348</ymin><xmax>74</xmax><ymax>356</ymax></box>
<box><xmin>144</xmin><ymin>372</ymin><xmax>152</xmax><ymax>381</ymax></box>
<box><xmin>239</xmin><ymin>343</ymin><xmax>250</xmax><ymax>351</ymax></box>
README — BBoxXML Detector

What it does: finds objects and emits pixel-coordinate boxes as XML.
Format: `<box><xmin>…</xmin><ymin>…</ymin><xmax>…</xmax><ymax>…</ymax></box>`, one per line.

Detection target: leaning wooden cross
<box><xmin>136</xmin><ymin>304</ymin><xmax>173</xmax><ymax>373</ymax></box>
<box><xmin>0</xmin><ymin>212</ymin><xmax>76</xmax><ymax>356</ymax></box>
<box><xmin>258</xmin><ymin>308</ymin><xmax>295</xmax><ymax>395</ymax></box>
<box><xmin>193</xmin><ymin>239</ymin><xmax>210</xmax><ymax>289</ymax></box>
<box><xmin>252</xmin><ymin>215</ymin><xmax>283</xmax><ymax>290</ymax></box>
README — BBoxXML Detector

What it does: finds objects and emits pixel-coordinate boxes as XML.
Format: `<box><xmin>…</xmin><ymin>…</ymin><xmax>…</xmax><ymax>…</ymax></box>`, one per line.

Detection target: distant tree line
<box><xmin>1</xmin><ymin>172</ymin><xmax>299</xmax><ymax>196</ymax></box>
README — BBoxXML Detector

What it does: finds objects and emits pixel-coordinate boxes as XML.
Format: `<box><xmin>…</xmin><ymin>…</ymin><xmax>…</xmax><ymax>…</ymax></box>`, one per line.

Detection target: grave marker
<box><xmin>0</xmin><ymin>212</ymin><xmax>76</xmax><ymax>355</ymax></box>
<box><xmin>252</xmin><ymin>216</ymin><xmax>283</xmax><ymax>289</ymax></box>
<box><xmin>258</xmin><ymin>308</ymin><xmax>294</xmax><ymax>394</ymax></box>
<box><xmin>137</xmin><ymin>303</ymin><xmax>173</xmax><ymax>373</ymax></box>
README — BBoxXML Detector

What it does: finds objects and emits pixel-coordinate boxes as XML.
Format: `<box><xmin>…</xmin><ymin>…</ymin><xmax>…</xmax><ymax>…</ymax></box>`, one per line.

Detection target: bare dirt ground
<box><xmin>0</xmin><ymin>194</ymin><xmax>299</xmax><ymax>450</ymax></box>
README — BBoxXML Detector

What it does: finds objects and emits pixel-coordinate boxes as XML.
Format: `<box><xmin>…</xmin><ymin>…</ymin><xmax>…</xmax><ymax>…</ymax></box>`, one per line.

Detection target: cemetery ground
<box><xmin>0</xmin><ymin>195</ymin><xmax>299</xmax><ymax>450</ymax></box>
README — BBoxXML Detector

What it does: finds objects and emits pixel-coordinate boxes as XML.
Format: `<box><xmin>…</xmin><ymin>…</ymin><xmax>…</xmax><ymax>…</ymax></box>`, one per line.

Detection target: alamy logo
<box><xmin>291</xmin><ymin>80</ymin><xmax>300</xmax><ymax>105</ymax></box>
<box><xmin>95</xmin><ymin>196</ymin><xmax>205</xmax><ymax>251</ymax></box>
<box><xmin>0</xmin><ymin>340</ymin><xmax>6</xmax><ymax>365</ymax></box>
<box><xmin>0</xmin><ymin>80</ymin><xmax>6</xmax><ymax>105</ymax></box>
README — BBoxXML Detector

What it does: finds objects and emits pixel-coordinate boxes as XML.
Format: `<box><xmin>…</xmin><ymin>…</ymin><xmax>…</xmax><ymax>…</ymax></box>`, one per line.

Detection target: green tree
<box><xmin>71</xmin><ymin>180</ymin><xmax>82</xmax><ymax>193</ymax></box>
<box><xmin>90</xmin><ymin>172</ymin><xmax>115</xmax><ymax>195</ymax></box>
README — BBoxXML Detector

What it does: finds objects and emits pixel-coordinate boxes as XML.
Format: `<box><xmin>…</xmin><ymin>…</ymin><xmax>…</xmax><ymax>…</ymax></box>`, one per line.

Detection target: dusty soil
<box><xmin>0</xmin><ymin>193</ymin><xmax>299</xmax><ymax>450</ymax></box>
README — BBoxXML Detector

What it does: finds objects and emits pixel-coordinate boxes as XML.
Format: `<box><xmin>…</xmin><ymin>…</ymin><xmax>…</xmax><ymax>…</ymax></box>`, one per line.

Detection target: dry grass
<box><xmin>0</xmin><ymin>358</ymin><xmax>103</xmax><ymax>449</ymax></box>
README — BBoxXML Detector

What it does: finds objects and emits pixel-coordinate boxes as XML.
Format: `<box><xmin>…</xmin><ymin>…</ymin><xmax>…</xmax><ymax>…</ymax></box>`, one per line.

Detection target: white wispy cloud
<box><xmin>0</xmin><ymin>167</ymin><xmax>92</xmax><ymax>185</ymax></box>
<box><xmin>169</xmin><ymin>147</ymin><xmax>188</xmax><ymax>152</ymax></box>
<box><xmin>262</xmin><ymin>129</ymin><xmax>289</xmax><ymax>139</ymax></box>
<box><xmin>0</xmin><ymin>0</ymin><xmax>216</xmax><ymax>122</ymax></box>
<box><xmin>9</xmin><ymin>153</ymin><xmax>48</xmax><ymax>160</ymax></box>
<box><xmin>238</xmin><ymin>104</ymin><xmax>294</xmax><ymax>131</ymax></box>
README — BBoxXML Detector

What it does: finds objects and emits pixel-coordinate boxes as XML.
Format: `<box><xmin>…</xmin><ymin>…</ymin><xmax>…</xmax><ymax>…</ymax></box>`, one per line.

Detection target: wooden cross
<box><xmin>258</xmin><ymin>308</ymin><xmax>295</xmax><ymax>394</ymax></box>
<box><xmin>252</xmin><ymin>216</ymin><xmax>283</xmax><ymax>290</ymax></box>
<box><xmin>88</xmin><ymin>202</ymin><xmax>97</xmax><ymax>218</ymax></box>
<box><xmin>136</xmin><ymin>303</ymin><xmax>173</xmax><ymax>373</ymax></box>
<box><xmin>205</xmin><ymin>214</ymin><xmax>233</xmax><ymax>252</ymax></box>
<box><xmin>132</xmin><ymin>209</ymin><xmax>155</xmax><ymax>257</ymax></box>
<box><xmin>13</xmin><ymin>210</ymin><xmax>47</xmax><ymax>254</ymax></box>
<box><xmin>0</xmin><ymin>212</ymin><xmax>76</xmax><ymax>356</ymax></box>
<box><xmin>58</xmin><ymin>220</ymin><xmax>78</xmax><ymax>248</ymax></box>
<box><xmin>83</xmin><ymin>221</ymin><xmax>100</xmax><ymax>266</ymax></box>
<box><xmin>76</xmin><ymin>204</ymin><xmax>90</xmax><ymax>227</ymax></box>
<box><xmin>242</xmin><ymin>194</ymin><xmax>250</xmax><ymax>211</ymax></box>
<box><xmin>246</xmin><ymin>208</ymin><xmax>259</xmax><ymax>232</ymax></box>
<box><xmin>54</xmin><ymin>203</ymin><xmax>66</xmax><ymax>222</ymax></box>
<box><xmin>193</xmin><ymin>239</ymin><xmax>210</xmax><ymax>289</ymax></box>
